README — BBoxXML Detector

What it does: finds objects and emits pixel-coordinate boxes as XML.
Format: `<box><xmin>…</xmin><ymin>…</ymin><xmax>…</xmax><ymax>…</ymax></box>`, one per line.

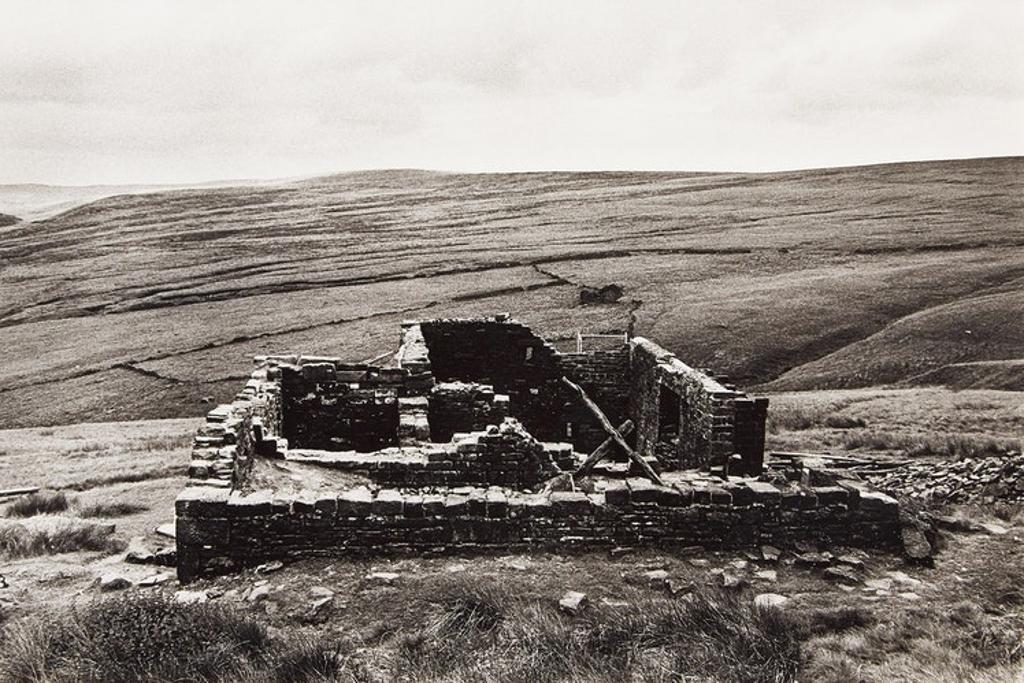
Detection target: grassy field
<box><xmin>1</xmin><ymin>158</ymin><xmax>1022</xmax><ymax>428</ymax></box>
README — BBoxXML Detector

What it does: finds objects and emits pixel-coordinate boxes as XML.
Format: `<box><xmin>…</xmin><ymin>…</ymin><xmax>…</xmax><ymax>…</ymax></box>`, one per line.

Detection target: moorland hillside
<box><xmin>1</xmin><ymin>157</ymin><xmax>1021</xmax><ymax>428</ymax></box>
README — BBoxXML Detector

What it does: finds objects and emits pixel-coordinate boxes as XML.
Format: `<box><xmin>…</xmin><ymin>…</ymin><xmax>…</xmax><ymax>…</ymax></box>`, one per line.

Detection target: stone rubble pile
<box><xmin>870</xmin><ymin>453</ymin><xmax>1024</xmax><ymax>503</ymax></box>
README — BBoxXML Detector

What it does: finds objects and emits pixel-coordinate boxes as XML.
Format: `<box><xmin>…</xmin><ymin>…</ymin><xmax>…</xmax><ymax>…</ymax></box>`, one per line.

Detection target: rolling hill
<box><xmin>0</xmin><ymin>157</ymin><xmax>1021</xmax><ymax>428</ymax></box>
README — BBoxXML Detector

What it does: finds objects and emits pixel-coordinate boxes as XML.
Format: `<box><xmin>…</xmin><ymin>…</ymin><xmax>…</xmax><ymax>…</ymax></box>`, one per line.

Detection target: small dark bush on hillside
<box><xmin>6</xmin><ymin>491</ymin><xmax>68</xmax><ymax>518</ymax></box>
<box><xmin>823</xmin><ymin>415</ymin><xmax>867</xmax><ymax>429</ymax></box>
<box><xmin>77</xmin><ymin>501</ymin><xmax>149</xmax><ymax>518</ymax></box>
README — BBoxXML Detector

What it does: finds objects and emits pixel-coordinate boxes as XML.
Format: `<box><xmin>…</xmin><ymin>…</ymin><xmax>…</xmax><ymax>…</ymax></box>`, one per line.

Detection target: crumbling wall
<box><xmin>186</xmin><ymin>363</ymin><xmax>282</xmax><ymax>489</ymax></box>
<box><xmin>630</xmin><ymin>338</ymin><xmax>761</xmax><ymax>472</ymax></box>
<box><xmin>288</xmin><ymin>418</ymin><xmax>571</xmax><ymax>488</ymax></box>
<box><xmin>418</xmin><ymin>316</ymin><xmax>570</xmax><ymax>443</ymax></box>
<box><xmin>427</xmin><ymin>382</ymin><xmax>510</xmax><ymax>442</ymax></box>
<box><xmin>279</xmin><ymin>362</ymin><xmax>411</xmax><ymax>452</ymax></box>
<box><xmin>176</xmin><ymin>476</ymin><xmax>902</xmax><ymax>582</ymax></box>
<box><xmin>557</xmin><ymin>347</ymin><xmax>631</xmax><ymax>452</ymax></box>
<box><xmin>419</xmin><ymin>316</ymin><xmax>633</xmax><ymax>453</ymax></box>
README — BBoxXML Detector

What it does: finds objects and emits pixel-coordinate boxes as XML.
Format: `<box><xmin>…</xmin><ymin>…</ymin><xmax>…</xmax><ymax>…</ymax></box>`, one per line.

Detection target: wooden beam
<box><xmin>560</xmin><ymin>376</ymin><xmax>664</xmax><ymax>486</ymax></box>
<box><xmin>0</xmin><ymin>486</ymin><xmax>40</xmax><ymax>499</ymax></box>
<box><xmin>574</xmin><ymin>419</ymin><xmax>634</xmax><ymax>477</ymax></box>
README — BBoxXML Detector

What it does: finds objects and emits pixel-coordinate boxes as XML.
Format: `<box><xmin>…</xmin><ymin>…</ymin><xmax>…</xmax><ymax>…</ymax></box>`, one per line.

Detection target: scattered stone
<box><xmin>794</xmin><ymin>551</ymin><xmax>832</xmax><ymax>568</ymax></box>
<box><xmin>153</xmin><ymin>547</ymin><xmax>177</xmax><ymax>566</ymax></box>
<box><xmin>688</xmin><ymin>558</ymin><xmax>710</xmax><ymax>567</ymax></box>
<box><xmin>255</xmin><ymin>560</ymin><xmax>284</xmax><ymax>574</ymax></box>
<box><xmin>872</xmin><ymin>453</ymin><xmax>1024</xmax><ymax>504</ymax></box>
<box><xmin>760</xmin><ymin>545</ymin><xmax>781</xmax><ymax>562</ymax></box>
<box><xmin>175</xmin><ymin>590</ymin><xmax>208</xmax><ymax>605</ymax></box>
<box><xmin>644</xmin><ymin>569</ymin><xmax>669</xmax><ymax>585</ymax></box>
<box><xmin>885</xmin><ymin>571</ymin><xmax>923</xmax><ymax>589</ymax></box>
<box><xmin>559</xmin><ymin>591</ymin><xmax>588</xmax><ymax>614</ymax></box>
<box><xmin>365</xmin><ymin>571</ymin><xmax>400</xmax><ymax>585</ymax></box>
<box><xmin>138</xmin><ymin>572</ymin><xmax>173</xmax><ymax>587</ymax></box>
<box><xmin>978</xmin><ymin>522</ymin><xmax>1009</xmax><ymax>536</ymax></box>
<box><xmin>445</xmin><ymin>564</ymin><xmax>467</xmax><ymax>573</ymax></box>
<box><xmin>99</xmin><ymin>574</ymin><xmax>132</xmax><ymax>591</ymax></box>
<box><xmin>722</xmin><ymin>572</ymin><xmax>748</xmax><ymax>589</ymax></box>
<box><xmin>310</xmin><ymin>596</ymin><xmax>333</xmax><ymax>615</ymax></box>
<box><xmin>502</xmin><ymin>559</ymin><xmax>529</xmax><ymax>571</ymax></box>
<box><xmin>124</xmin><ymin>536</ymin><xmax>155</xmax><ymax>564</ymax></box>
<box><xmin>248</xmin><ymin>585</ymin><xmax>272</xmax><ymax>602</ymax></box>
<box><xmin>824</xmin><ymin>566</ymin><xmax>861</xmax><ymax>585</ymax></box>
<box><xmin>667</xmin><ymin>579</ymin><xmax>691</xmax><ymax>596</ymax></box>
<box><xmin>609</xmin><ymin>546</ymin><xmax>634</xmax><ymax>557</ymax></box>
<box><xmin>310</xmin><ymin>586</ymin><xmax>335</xmax><ymax>599</ymax></box>
<box><xmin>901</xmin><ymin>526</ymin><xmax>933</xmax><ymax>564</ymax></box>
<box><xmin>898</xmin><ymin>592</ymin><xmax>921</xmax><ymax>601</ymax></box>
<box><xmin>729</xmin><ymin>559</ymin><xmax>749</xmax><ymax>570</ymax></box>
<box><xmin>155</xmin><ymin>523</ymin><xmax>176</xmax><ymax>539</ymax></box>
<box><xmin>754</xmin><ymin>593</ymin><xmax>789</xmax><ymax>608</ymax></box>
<box><xmin>836</xmin><ymin>555</ymin><xmax>865</xmax><ymax>570</ymax></box>
<box><xmin>754</xmin><ymin>569</ymin><xmax>778</xmax><ymax>582</ymax></box>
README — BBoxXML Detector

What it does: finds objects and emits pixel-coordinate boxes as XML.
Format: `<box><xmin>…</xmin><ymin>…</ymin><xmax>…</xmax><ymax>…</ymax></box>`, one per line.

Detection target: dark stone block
<box><xmin>373</xmin><ymin>489</ymin><xmax>405</xmax><ymax>517</ymax></box>
<box><xmin>550</xmin><ymin>491</ymin><xmax>591</xmax><ymax>516</ymax></box>
<box><xmin>812</xmin><ymin>486</ymin><xmax>849</xmax><ymax>506</ymax></box>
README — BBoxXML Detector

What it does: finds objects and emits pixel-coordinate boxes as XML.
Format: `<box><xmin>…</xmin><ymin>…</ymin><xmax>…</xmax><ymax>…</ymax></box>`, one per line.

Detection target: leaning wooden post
<box><xmin>560</xmin><ymin>376</ymin><xmax>664</xmax><ymax>486</ymax></box>
<box><xmin>574</xmin><ymin>419</ymin><xmax>634</xmax><ymax>477</ymax></box>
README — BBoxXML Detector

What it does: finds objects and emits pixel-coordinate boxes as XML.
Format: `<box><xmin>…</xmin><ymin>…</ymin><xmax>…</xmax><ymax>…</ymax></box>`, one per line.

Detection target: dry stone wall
<box><xmin>629</xmin><ymin>338</ymin><xmax>765</xmax><ymax>473</ymax></box>
<box><xmin>176</xmin><ymin>474</ymin><xmax>901</xmax><ymax>582</ymax></box>
<box><xmin>427</xmin><ymin>382</ymin><xmax>510</xmax><ymax>442</ymax></box>
<box><xmin>186</xmin><ymin>366</ymin><xmax>281</xmax><ymax>489</ymax></box>
<box><xmin>287</xmin><ymin>418</ymin><xmax>572</xmax><ymax>488</ymax></box>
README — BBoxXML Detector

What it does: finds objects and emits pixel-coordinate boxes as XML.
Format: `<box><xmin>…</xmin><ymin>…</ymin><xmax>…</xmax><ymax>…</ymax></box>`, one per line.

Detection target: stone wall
<box><xmin>630</xmin><ymin>338</ymin><xmax>764</xmax><ymax>472</ymax></box>
<box><xmin>176</xmin><ymin>475</ymin><xmax>902</xmax><ymax>582</ymax></box>
<box><xmin>186</xmin><ymin>363</ymin><xmax>282</xmax><ymax>489</ymax></box>
<box><xmin>287</xmin><ymin>418</ymin><xmax>572</xmax><ymax>488</ymax></box>
<box><xmin>557</xmin><ymin>347</ymin><xmax>632</xmax><ymax>452</ymax></box>
<box><xmin>427</xmin><ymin>382</ymin><xmax>510</xmax><ymax>443</ymax></box>
<box><xmin>418</xmin><ymin>316</ymin><xmax>570</xmax><ymax>444</ymax></box>
<box><xmin>280</xmin><ymin>365</ymin><xmax>399</xmax><ymax>452</ymax></box>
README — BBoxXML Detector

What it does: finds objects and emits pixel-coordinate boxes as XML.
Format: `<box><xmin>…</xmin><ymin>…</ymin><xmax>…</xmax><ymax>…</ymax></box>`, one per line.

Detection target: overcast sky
<box><xmin>1</xmin><ymin>0</ymin><xmax>1022</xmax><ymax>185</ymax></box>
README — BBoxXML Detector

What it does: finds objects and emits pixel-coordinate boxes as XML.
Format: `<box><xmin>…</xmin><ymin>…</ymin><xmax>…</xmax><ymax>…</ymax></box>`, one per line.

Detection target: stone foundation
<box><xmin>176</xmin><ymin>315</ymin><xmax>901</xmax><ymax>583</ymax></box>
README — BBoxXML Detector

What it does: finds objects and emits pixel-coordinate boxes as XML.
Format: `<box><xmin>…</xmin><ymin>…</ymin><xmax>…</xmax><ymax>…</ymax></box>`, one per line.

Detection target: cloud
<box><xmin>0</xmin><ymin>0</ymin><xmax>1020</xmax><ymax>184</ymax></box>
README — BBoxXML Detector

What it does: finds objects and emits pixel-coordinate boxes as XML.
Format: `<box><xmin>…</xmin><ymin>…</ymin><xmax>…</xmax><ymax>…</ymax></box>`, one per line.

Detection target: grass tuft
<box><xmin>76</xmin><ymin>501</ymin><xmax>149</xmax><ymax>518</ymax></box>
<box><xmin>0</xmin><ymin>518</ymin><xmax>120</xmax><ymax>558</ymax></box>
<box><xmin>5</xmin><ymin>491</ymin><xmax>69</xmax><ymax>518</ymax></box>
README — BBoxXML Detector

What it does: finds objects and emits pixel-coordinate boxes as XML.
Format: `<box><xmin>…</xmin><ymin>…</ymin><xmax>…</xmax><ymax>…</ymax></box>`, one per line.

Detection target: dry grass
<box><xmin>765</xmin><ymin>388</ymin><xmax>1024</xmax><ymax>458</ymax></box>
<box><xmin>0</xmin><ymin>584</ymin><xmax>802</xmax><ymax>683</ymax></box>
<box><xmin>76</xmin><ymin>501</ymin><xmax>149</xmax><ymax>518</ymax></box>
<box><xmin>0</xmin><ymin>516</ymin><xmax>121</xmax><ymax>559</ymax></box>
<box><xmin>5</xmin><ymin>491</ymin><xmax>69</xmax><ymax>518</ymax></box>
<box><xmin>0</xmin><ymin>418</ymin><xmax>196</xmax><ymax>491</ymax></box>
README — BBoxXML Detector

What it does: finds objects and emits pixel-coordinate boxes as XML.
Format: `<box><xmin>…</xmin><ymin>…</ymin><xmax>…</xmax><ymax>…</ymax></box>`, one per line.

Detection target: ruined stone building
<box><xmin>176</xmin><ymin>315</ymin><xmax>900</xmax><ymax>581</ymax></box>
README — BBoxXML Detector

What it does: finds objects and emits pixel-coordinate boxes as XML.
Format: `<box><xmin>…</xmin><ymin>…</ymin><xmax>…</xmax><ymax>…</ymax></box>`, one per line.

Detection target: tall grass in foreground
<box><xmin>0</xmin><ymin>582</ymin><xmax>804</xmax><ymax>683</ymax></box>
<box><xmin>0</xmin><ymin>593</ymin><xmax>342</xmax><ymax>683</ymax></box>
